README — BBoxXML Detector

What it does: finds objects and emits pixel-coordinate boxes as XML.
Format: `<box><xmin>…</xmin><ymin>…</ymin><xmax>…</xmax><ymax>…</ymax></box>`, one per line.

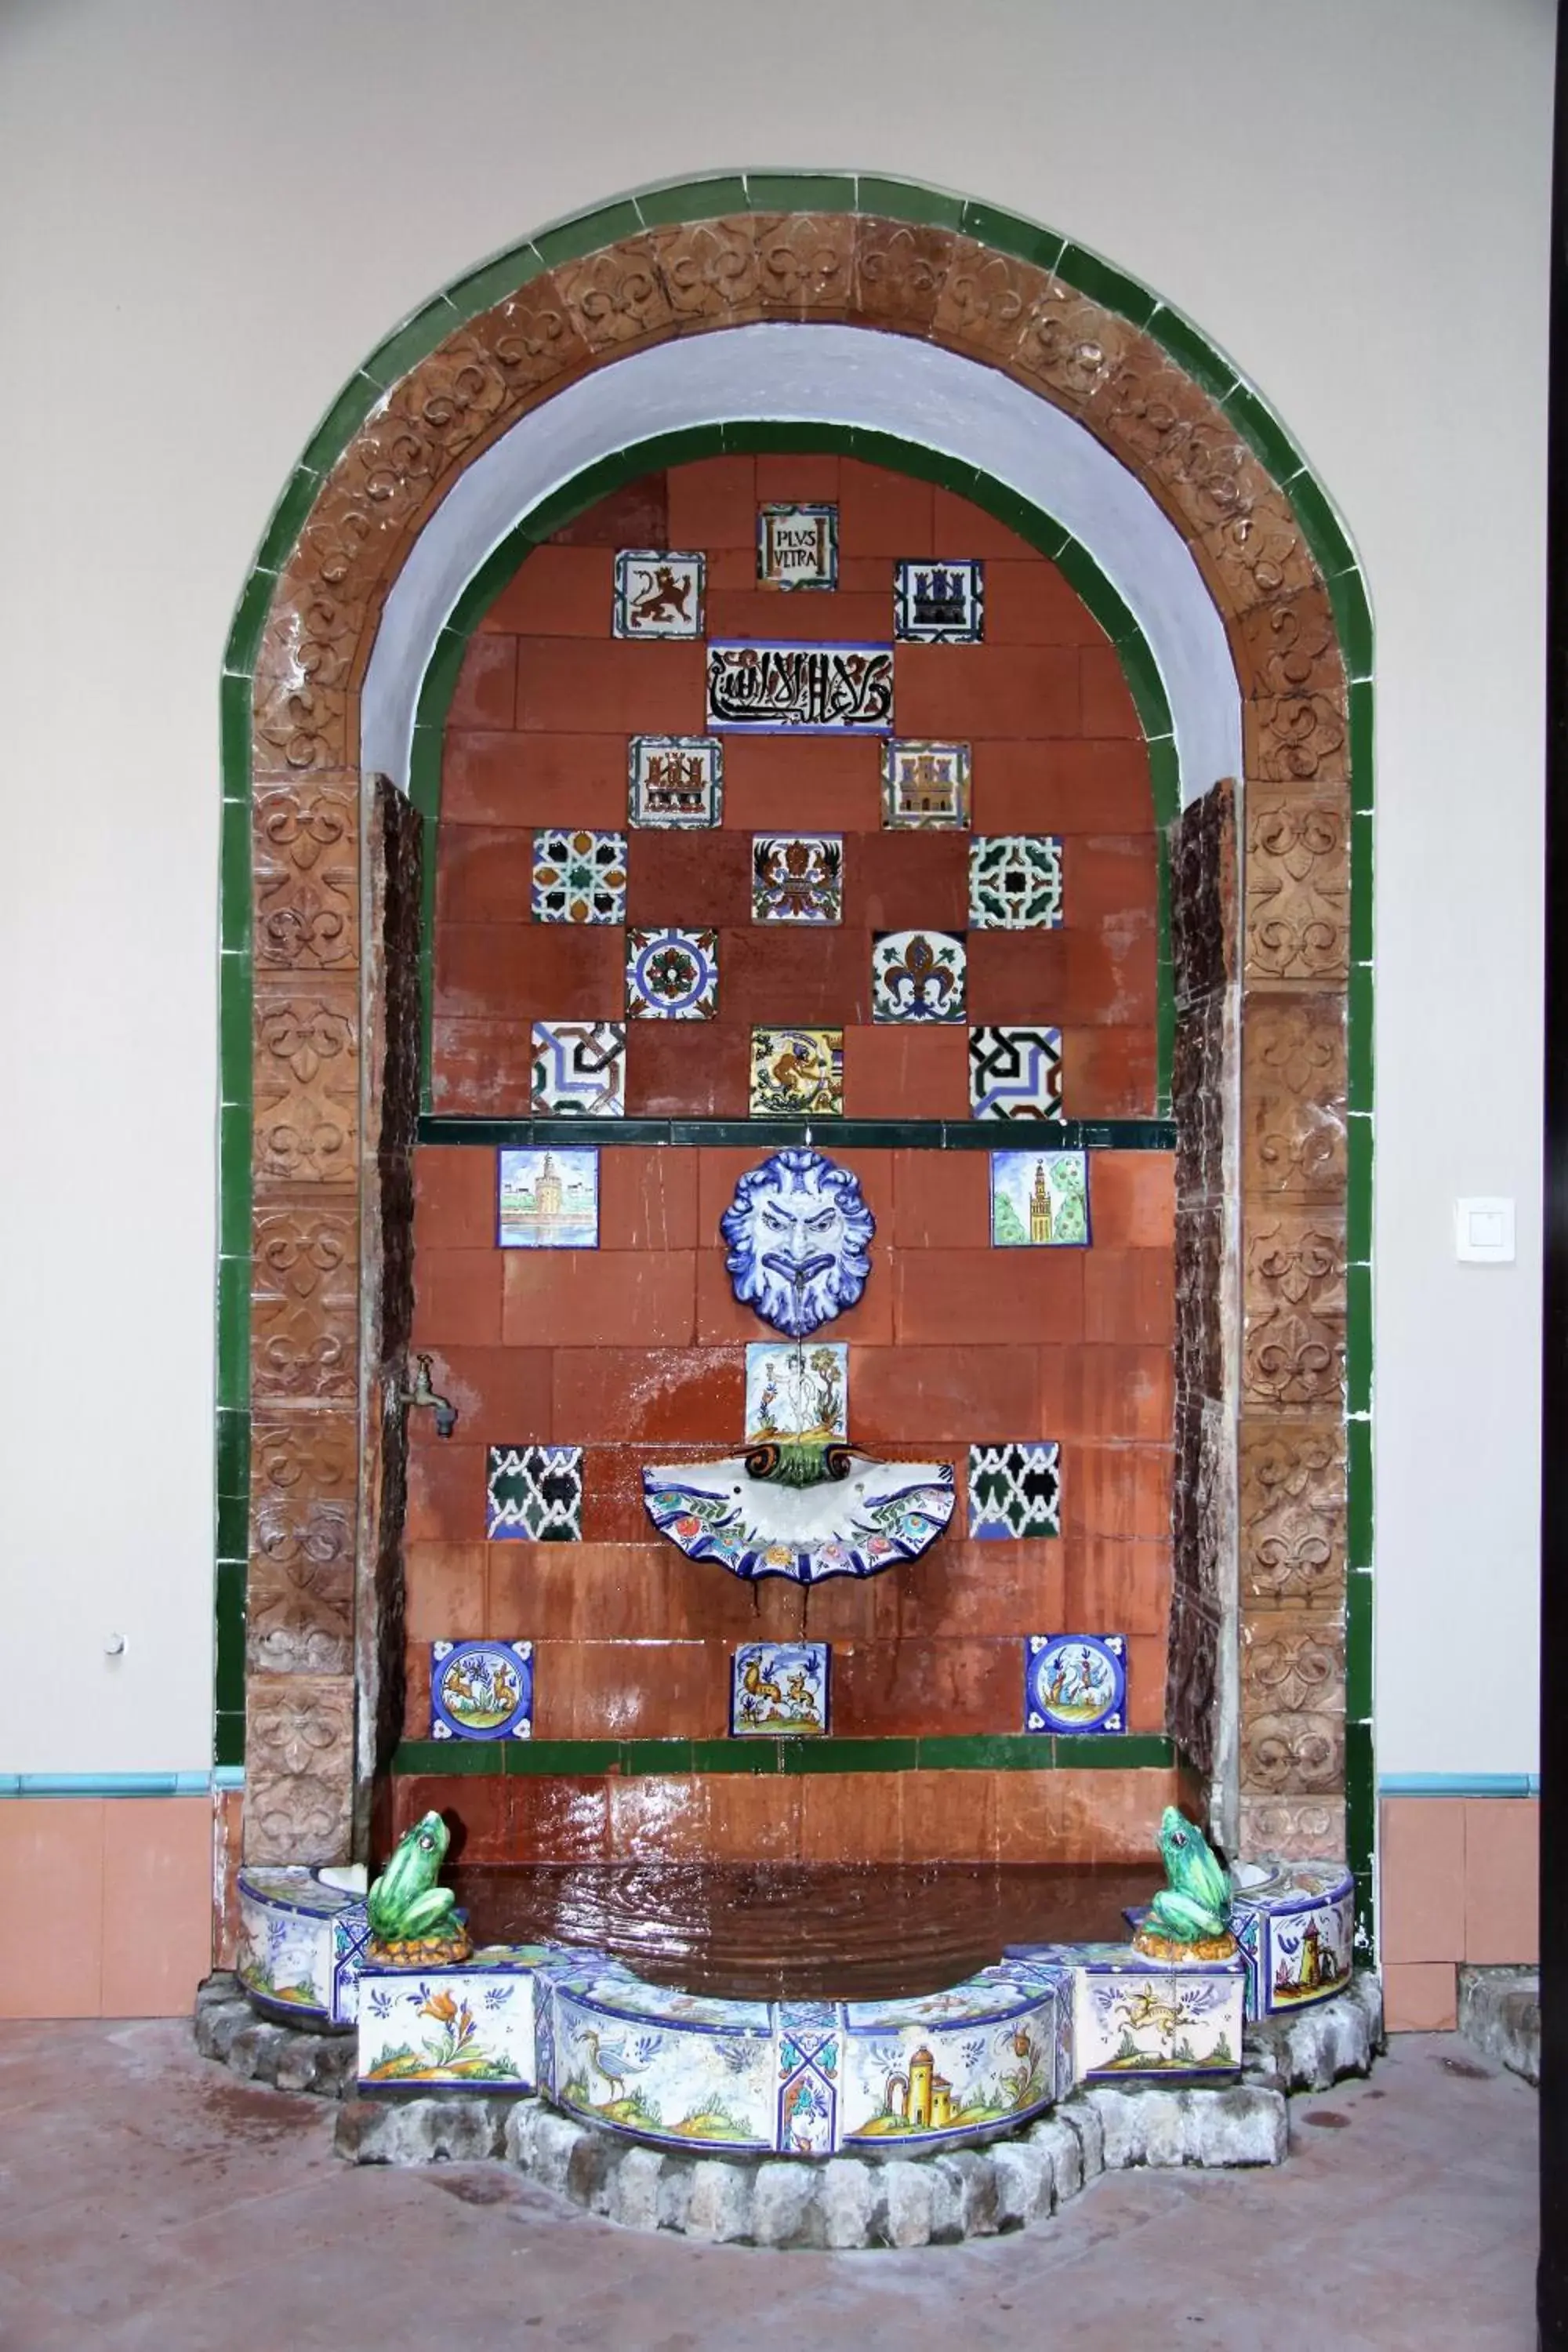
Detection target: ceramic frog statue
<box><xmin>1135</xmin><ymin>1806</ymin><xmax>1236</xmax><ymax>1955</ymax></box>
<box><xmin>367</xmin><ymin>1811</ymin><xmax>461</xmax><ymax>1944</ymax></box>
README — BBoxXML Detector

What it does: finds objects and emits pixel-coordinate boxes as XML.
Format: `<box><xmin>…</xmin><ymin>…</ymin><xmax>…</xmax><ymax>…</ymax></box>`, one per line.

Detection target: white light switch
<box><xmin>1455</xmin><ymin>1197</ymin><xmax>1515</xmax><ymax>1264</ymax></box>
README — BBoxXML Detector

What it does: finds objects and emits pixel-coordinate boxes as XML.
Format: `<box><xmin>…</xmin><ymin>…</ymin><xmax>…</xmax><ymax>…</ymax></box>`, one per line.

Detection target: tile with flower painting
<box><xmin>357</xmin><ymin>1955</ymin><xmax>545</xmax><ymax>2087</ymax></box>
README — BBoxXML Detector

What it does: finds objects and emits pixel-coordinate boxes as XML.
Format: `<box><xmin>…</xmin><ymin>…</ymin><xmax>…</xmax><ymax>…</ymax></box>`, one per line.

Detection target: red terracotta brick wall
<box><xmin>405</xmin><ymin>453</ymin><xmax>1174</xmax><ymax>1860</ymax></box>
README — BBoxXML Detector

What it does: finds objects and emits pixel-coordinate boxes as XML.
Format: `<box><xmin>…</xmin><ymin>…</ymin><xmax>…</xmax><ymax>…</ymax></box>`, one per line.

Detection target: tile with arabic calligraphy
<box><xmin>706</xmin><ymin>641</ymin><xmax>895</xmax><ymax>733</ymax></box>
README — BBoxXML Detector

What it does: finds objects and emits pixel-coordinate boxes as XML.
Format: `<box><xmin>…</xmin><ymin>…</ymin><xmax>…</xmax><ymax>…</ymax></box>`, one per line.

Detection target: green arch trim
<box><xmin>406</xmin><ymin>418</ymin><xmax>1181</xmax><ymax>1118</ymax></box>
<box><xmin>215</xmin><ymin>176</ymin><xmax>1373</xmax><ymax>1934</ymax></box>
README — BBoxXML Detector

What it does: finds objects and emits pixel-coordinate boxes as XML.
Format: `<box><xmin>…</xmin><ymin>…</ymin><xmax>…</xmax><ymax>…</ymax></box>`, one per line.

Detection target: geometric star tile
<box><xmin>969</xmin><ymin>835</ymin><xmax>1065</xmax><ymax>930</ymax></box>
<box><xmin>625</xmin><ymin>927</ymin><xmax>719</xmax><ymax>1020</ymax></box>
<box><xmin>968</xmin><ymin>1442</ymin><xmax>1062</xmax><ymax>1539</ymax></box>
<box><xmin>532</xmin><ymin>829</ymin><xmax>628</xmax><ymax>924</ymax></box>
<box><xmin>486</xmin><ymin>1443</ymin><xmax>583</xmax><ymax>1541</ymax></box>
<box><xmin>530</xmin><ymin>1021</ymin><xmax>626</xmax><ymax>1116</ymax></box>
<box><xmin>968</xmin><ymin>1025</ymin><xmax>1064</xmax><ymax>1120</ymax></box>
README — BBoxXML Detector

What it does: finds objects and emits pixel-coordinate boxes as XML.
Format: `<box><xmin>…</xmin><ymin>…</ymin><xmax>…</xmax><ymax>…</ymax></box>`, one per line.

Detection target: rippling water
<box><xmin>451</xmin><ymin>1863</ymin><xmax>1155</xmax><ymax>2001</ymax></box>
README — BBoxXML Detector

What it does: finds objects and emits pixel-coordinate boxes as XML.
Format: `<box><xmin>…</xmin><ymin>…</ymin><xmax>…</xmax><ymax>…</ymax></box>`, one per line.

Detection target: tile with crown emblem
<box><xmin>612</xmin><ymin>550</ymin><xmax>704</xmax><ymax>638</ymax></box>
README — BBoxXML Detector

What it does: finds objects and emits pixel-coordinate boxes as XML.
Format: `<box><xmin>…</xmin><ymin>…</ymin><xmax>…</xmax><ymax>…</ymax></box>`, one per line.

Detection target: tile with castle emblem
<box><xmin>881</xmin><ymin>739</ymin><xmax>971</xmax><ymax>829</ymax></box>
<box><xmin>625</xmin><ymin>927</ymin><xmax>719</xmax><ymax>1020</ymax></box>
<box><xmin>730</xmin><ymin>1641</ymin><xmax>829</xmax><ymax>1737</ymax></box>
<box><xmin>968</xmin><ymin>1025</ymin><xmax>1064</xmax><ymax>1120</ymax></box>
<box><xmin>1025</xmin><ymin>1634</ymin><xmax>1126</xmax><ymax>1735</ymax></box>
<box><xmin>969</xmin><ymin>835</ymin><xmax>1065</xmax><ymax>929</ymax></box>
<box><xmin>871</xmin><ymin>929</ymin><xmax>967</xmax><ymax>1023</ymax></box>
<box><xmin>431</xmin><ymin>1639</ymin><xmax>535</xmax><ymax>1739</ymax></box>
<box><xmin>989</xmin><ymin>1149</ymin><xmax>1090</xmax><ymax>1245</ymax></box>
<box><xmin>628</xmin><ymin>735</ymin><xmax>723</xmax><ymax>828</ymax></box>
<box><xmin>530</xmin><ymin>1022</ymin><xmax>626</xmax><ymax>1116</ymax></box>
<box><xmin>498</xmin><ymin>1146</ymin><xmax>600</xmax><ymax>1247</ymax></box>
<box><xmin>752</xmin><ymin>836</ymin><xmax>844</xmax><ymax>924</ymax></box>
<box><xmin>750</xmin><ymin>1027</ymin><xmax>844</xmax><ymax>1116</ymax></box>
<box><xmin>612</xmin><ymin>549</ymin><xmax>704</xmax><ymax>638</ymax></box>
<box><xmin>486</xmin><ymin>1443</ymin><xmax>583</xmax><ymax>1540</ymax></box>
<box><xmin>758</xmin><ymin>503</ymin><xmax>838</xmax><ymax>591</ymax></box>
<box><xmin>531</xmin><ymin>829</ymin><xmax>628</xmax><ymax>924</ymax></box>
<box><xmin>969</xmin><ymin>1442</ymin><xmax>1062</xmax><ymax>1540</ymax></box>
<box><xmin>894</xmin><ymin>557</ymin><xmax>985</xmax><ymax>643</ymax></box>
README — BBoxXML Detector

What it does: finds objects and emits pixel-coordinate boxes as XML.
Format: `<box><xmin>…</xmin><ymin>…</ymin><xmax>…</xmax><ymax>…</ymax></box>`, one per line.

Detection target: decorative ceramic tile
<box><xmin>625</xmin><ymin>927</ymin><xmax>719</xmax><ymax>1020</ymax></box>
<box><xmin>1230</xmin><ymin>1863</ymin><xmax>1355</xmax><ymax>2017</ymax></box>
<box><xmin>969</xmin><ymin>834</ymin><xmax>1065</xmax><ymax>929</ymax></box>
<box><xmin>969</xmin><ymin>1025</ymin><xmax>1064</xmax><ymax>1121</ymax></box>
<box><xmin>751</xmin><ymin>835</ymin><xmax>844</xmax><ymax>924</ymax></box>
<box><xmin>871</xmin><ymin>929</ymin><xmax>967</xmax><ymax>1023</ymax></box>
<box><xmin>745</xmin><ymin>1341</ymin><xmax>848</xmax><ymax>1443</ymax></box>
<box><xmin>531</xmin><ymin>829</ymin><xmax>628</xmax><ymax>924</ymax></box>
<box><xmin>358</xmin><ymin>1953</ymin><xmax>543</xmax><ymax>2087</ymax></box>
<box><xmin>1005</xmin><ymin>1944</ymin><xmax>1246</xmax><ymax>2084</ymax></box>
<box><xmin>776</xmin><ymin>2010</ymin><xmax>842</xmax><ymax>2155</ymax></box>
<box><xmin>707</xmin><ymin>641</ymin><xmax>895</xmax><ymax>732</ymax></box>
<box><xmin>645</xmin><ymin>1454</ymin><xmax>955</xmax><ymax>1585</ymax></box>
<box><xmin>431</xmin><ymin>1639</ymin><xmax>535</xmax><ymax>1740</ymax></box>
<box><xmin>550</xmin><ymin>1977</ymin><xmax>775</xmax><ymax>2151</ymax></box>
<box><xmin>1025</xmin><ymin>1633</ymin><xmax>1127</xmax><ymax>1735</ymax></box>
<box><xmin>329</xmin><ymin>1901</ymin><xmax>373</xmax><ymax>2027</ymax></box>
<box><xmin>236</xmin><ymin>1867</ymin><xmax>350</xmax><ymax>2023</ymax></box>
<box><xmin>730</xmin><ymin>1641</ymin><xmax>829</xmax><ymax>1736</ymax></box>
<box><xmin>989</xmin><ymin>1149</ymin><xmax>1091</xmax><ymax>1245</ymax></box>
<box><xmin>628</xmin><ymin>735</ymin><xmax>723</xmax><ymax>828</ymax></box>
<box><xmin>758</xmin><ymin>503</ymin><xmax>838</xmax><ymax>590</ymax></box>
<box><xmin>969</xmin><ymin>1442</ymin><xmax>1062</xmax><ymax>1539</ymax></box>
<box><xmin>881</xmin><ymin>739</ymin><xmax>971</xmax><ymax>829</ymax></box>
<box><xmin>722</xmin><ymin>1149</ymin><xmax>874</xmax><ymax>1338</ymax></box>
<box><xmin>749</xmin><ymin>1027</ymin><xmax>844</xmax><ymax>1117</ymax></box>
<box><xmin>486</xmin><ymin>1443</ymin><xmax>583</xmax><ymax>1539</ymax></box>
<box><xmin>612</xmin><ymin>550</ymin><xmax>704</xmax><ymax>638</ymax></box>
<box><xmin>530</xmin><ymin>1022</ymin><xmax>626</xmax><ymax>1117</ymax></box>
<box><xmin>840</xmin><ymin>1978</ymin><xmax>1056</xmax><ymax>2147</ymax></box>
<box><xmin>499</xmin><ymin>1147</ymin><xmax>600</xmax><ymax>1247</ymax></box>
<box><xmin>894</xmin><ymin>558</ymin><xmax>985</xmax><ymax>643</ymax></box>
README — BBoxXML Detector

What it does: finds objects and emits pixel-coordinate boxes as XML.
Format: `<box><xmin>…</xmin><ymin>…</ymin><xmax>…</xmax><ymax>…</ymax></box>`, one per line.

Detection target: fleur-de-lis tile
<box><xmin>871</xmin><ymin>930</ymin><xmax>967</xmax><ymax>1023</ymax></box>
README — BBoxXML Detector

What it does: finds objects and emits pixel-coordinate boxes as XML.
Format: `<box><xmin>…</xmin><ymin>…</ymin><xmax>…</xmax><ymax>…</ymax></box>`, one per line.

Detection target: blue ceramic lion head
<box><xmin>720</xmin><ymin>1149</ymin><xmax>875</xmax><ymax>1339</ymax></box>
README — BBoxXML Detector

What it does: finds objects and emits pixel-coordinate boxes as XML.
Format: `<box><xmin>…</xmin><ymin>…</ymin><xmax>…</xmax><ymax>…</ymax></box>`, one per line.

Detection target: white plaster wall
<box><xmin>0</xmin><ymin>0</ymin><xmax>1549</xmax><ymax>1773</ymax></box>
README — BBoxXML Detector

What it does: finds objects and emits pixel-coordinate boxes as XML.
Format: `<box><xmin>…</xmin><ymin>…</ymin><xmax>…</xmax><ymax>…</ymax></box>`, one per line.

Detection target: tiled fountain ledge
<box><xmin>194</xmin><ymin>1973</ymin><xmax>1382</xmax><ymax>2246</ymax></box>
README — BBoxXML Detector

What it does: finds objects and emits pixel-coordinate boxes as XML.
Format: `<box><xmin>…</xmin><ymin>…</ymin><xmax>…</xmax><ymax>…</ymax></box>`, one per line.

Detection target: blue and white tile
<box><xmin>430</xmin><ymin>1639</ymin><xmax>534</xmax><ymax>1741</ymax></box>
<box><xmin>1025</xmin><ymin>1633</ymin><xmax>1127</xmax><ymax>1735</ymax></box>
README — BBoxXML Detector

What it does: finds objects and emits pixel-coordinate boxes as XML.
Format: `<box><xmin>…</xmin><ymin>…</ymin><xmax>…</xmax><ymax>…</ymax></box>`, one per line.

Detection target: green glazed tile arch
<box><xmin>406</xmin><ymin>417</ymin><xmax>1181</xmax><ymax>1116</ymax></box>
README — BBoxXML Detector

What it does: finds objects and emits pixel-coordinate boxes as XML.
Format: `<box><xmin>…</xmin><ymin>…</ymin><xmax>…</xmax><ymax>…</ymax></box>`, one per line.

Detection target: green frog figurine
<box><xmin>1131</xmin><ymin>1805</ymin><xmax>1237</xmax><ymax>1962</ymax></box>
<box><xmin>366</xmin><ymin>1811</ymin><xmax>471</xmax><ymax>1964</ymax></box>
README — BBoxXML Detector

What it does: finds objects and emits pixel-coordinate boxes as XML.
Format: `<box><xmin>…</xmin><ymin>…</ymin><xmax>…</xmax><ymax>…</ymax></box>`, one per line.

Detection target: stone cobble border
<box><xmin>1458</xmin><ymin>1965</ymin><xmax>1540</xmax><ymax>2086</ymax></box>
<box><xmin>194</xmin><ymin>1972</ymin><xmax>1382</xmax><ymax>2247</ymax></box>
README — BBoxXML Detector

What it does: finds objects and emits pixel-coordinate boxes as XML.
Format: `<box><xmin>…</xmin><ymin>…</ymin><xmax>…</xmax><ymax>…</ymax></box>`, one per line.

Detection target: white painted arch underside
<box><xmin>362</xmin><ymin>322</ymin><xmax>1243</xmax><ymax>797</ymax></box>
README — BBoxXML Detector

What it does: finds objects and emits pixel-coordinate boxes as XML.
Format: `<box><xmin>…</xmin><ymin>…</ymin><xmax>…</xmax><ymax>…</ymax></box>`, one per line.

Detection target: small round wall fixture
<box><xmin>721</xmin><ymin>1148</ymin><xmax>874</xmax><ymax>1339</ymax></box>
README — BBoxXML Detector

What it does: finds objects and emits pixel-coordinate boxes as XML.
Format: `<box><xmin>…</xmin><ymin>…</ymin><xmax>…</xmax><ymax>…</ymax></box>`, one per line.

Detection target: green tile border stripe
<box><xmin>218</xmin><ymin>172</ymin><xmax>1374</xmax><ymax>1881</ymax></box>
<box><xmin>392</xmin><ymin>1734</ymin><xmax>1178</xmax><ymax>1777</ymax></box>
<box><xmin>418</xmin><ymin>1116</ymin><xmax>1177</xmax><ymax>1152</ymax></box>
<box><xmin>408</xmin><ymin>416</ymin><xmax>1181</xmax><ymax>1116</ymax></box>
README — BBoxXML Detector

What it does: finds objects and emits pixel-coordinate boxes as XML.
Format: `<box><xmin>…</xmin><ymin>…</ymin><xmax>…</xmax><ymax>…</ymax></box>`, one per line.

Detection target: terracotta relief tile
<box><xmin>647</xmin><ymin>214</ymin><xmax>763</xmax><ymax>328</ymax></box>
<box><xmin>1237</xmin><ymin>1793</ymin><xmax>1345</xmax><ymax>1864</ymax></box>
<box><xmin>247</xmin><ymin>1410</ymin><xmax>357</xmax><ymax>1676</ymax></box>
<box><xmin>850</xmin><ymin>216</ymin><xmax>955</xmax><ymax>335</ymax></box>
<box><xmin>1197</xmin><ymin>487</ymin><xmax>1320</xmax><ymax>615</ymax></box>
<box><xmin>1244</xmin><ymin>796</ymin><xmax>1351</xmax><ymax>985</ymax></box>
<box><xmin>251</xmin><ymin>1202</ymin><xmax>358</xmax><ymax>1402</ymax></box>
<box><xmin>1240</xmin><ymin>1611</ymin><xmax>1345</xmax><ymax>1726</ymax></box>
<box><xmin>1012</xmin><ymin>283</ymin><xmax>1143</xmax><ymax>413</ymax></box>
<box><xmin>467</xmin><ymin>276</ymin><xmax>595</xmax><ymax>402</ymax></box>
<box><xmin>1145</xmin><ymin>413</ymin><xmax>1274</xmax><ymax>546</ymax></box>
<box><xmin>1242</xmin><ymin>1207</ymin><xmax>1347</xmax><ymax>1411</ymax></box>
<box><xmin>252</xmin><ymin>981</ymin><xmax>359</xmax><ymax>1187</ymax></box>
<box><xmin>750</xmin><ymin>212</ymin><xmax>858</xmax><ymax>318</ymax></box>
<box><xmin>1243</xmin><ymin>993</ymin><xmax>1348</xmax><ymax>1196</ymax></box>
<box><xmin>253</xmin><ymin>775</ymin><xmax>358</xmax><ymax>970</ymax></box>
<box><xmin>1244</xmin><ymin>688</ymin><xmax>1350</xmax><ymax>787</ymax></box>
<box><xmin>1239</xmin><ymin>1418</ymin><xmax>1346</xmax><ymax>1609</ymax></box>
<box><xmin>1238</xmin><ymin>1707</ymin><xmax>1345</xmax><ymax>1798</ymax></box>
<box><xmin>551</xmin><ymin>234</ymin><xmax>675</xmax><ymax>351</ymax></box>
<box><xmin>242</xmin><ymin>1672</ymin><xmax>354</xmax><ymax>1863</ymax></box>
<box><xmin>931</xmin><ymin>237</ymin><xmax>1047</xmax><ymax>369</ymax></box>
<box><xmin>252</xmin><ymin>674</ymin><xmax>350</xmax><ymax>777</ymax></box>
<box><xmin>278</xmin><ymin>474</ymin><xmax>404</xmax><ymax>633</ymax></box>
<box><xmin>256</xmin><ymin>572</ymin><xmax>364</xmax><ymax>702</ymax></box>
<box><xmin>1236</xmin><ymin>585</ymin><xmax>1346</xmax><ymax>702</ymax></box>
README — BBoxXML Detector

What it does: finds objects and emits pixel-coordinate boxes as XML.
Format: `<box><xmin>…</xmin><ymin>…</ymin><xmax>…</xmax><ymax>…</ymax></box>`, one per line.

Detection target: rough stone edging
<box><xmin>1458</xmin><ymin>1965</ymin><xmax>1539</xmax><ymax>2086</ymax></box>
<box><xmin>195</xmin><ymin>1970</ymin><xmax>1383</xmax><ymax>2246</ymax></box>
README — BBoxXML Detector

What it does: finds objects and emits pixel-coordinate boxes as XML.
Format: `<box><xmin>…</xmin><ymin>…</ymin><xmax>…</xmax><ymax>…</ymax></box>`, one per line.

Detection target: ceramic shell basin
<box><xmin>642</xmin><ymin>1450</ymin><xmax>956</xmax><ymax>1583</ymax></box>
